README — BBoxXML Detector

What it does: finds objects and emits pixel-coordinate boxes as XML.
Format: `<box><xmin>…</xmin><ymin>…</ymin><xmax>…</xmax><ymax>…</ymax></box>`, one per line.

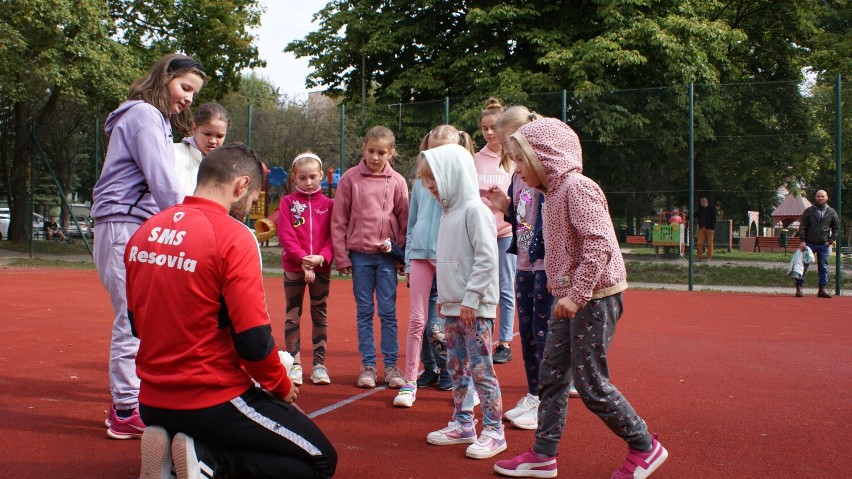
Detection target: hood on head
<box><xmin>421</xmin><ymin>144</ymin><xmax>479</xmax><ymax>211</ymax></box>
<box><xmin>513</xmin><ymin>118</ymin><xmax>583</xmax><ymax>191</ymax></box>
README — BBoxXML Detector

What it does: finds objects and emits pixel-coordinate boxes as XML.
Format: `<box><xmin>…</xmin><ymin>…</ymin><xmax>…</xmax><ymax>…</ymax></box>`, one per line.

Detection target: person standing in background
<box><xmin>695</xmin><ymin>197</ymin><xmax>717</xmax><ymax>261</ymax></box>
<box><xmin>795</xmin><ymin>189</ymin><xmax>839</xmax><ymax>298</ymax></box>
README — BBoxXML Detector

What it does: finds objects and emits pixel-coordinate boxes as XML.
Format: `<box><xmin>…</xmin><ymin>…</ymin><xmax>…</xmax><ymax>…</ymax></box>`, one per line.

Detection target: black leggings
<box><xmin>140</xmin><ymin>387</ymin><xmax>336</xmax><ymax>478</ymax></box>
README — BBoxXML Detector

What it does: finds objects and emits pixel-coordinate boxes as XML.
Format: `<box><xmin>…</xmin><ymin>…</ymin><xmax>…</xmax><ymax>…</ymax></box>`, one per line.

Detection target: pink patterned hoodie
<box><xmin>512</xmin><ymin>118</ymin><xmax>627</xmax><ymax>308</ymax></box>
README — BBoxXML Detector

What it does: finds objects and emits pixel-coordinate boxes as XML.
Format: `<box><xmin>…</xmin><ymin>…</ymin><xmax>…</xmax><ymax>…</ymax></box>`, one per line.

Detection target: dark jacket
<box><xmin>695</xmin><ymin>204</ymin><xmax>717</xmax><ymax>230</ymax></box>
<box><xmin>798</xmin><ymin>204</ymin><xmax>839</xmax><ymax>244</ymax></box>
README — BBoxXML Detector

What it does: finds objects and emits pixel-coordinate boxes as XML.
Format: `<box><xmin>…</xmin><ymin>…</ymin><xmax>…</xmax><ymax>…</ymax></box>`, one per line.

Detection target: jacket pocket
<box><xmin>437</xmin><ymin>261</ymin><xmax>467</xmax><ymax>303</ymax></box>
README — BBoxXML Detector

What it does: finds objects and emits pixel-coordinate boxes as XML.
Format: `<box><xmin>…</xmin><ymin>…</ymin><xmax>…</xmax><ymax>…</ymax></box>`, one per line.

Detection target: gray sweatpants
<box><xmin>93</xmin><ymin>221</ymin><xmax>141</xmax><ymax>409</ymax></box>
<box><xmin>534</xmin><ymin>293</ymin><xmax>652</xmax><ymax>456</ymax></box>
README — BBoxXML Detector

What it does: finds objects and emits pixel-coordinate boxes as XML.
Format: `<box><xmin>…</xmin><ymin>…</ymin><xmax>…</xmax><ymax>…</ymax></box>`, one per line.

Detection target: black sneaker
<box><xmin>437</xmin><ymin>369</ymin><xmax>453</xmax><ymax>391</ymax></box>
<box><xmin>416</xmin><ymin>369</ymin><xmax>440</xmax><ymax>388</ymax></box>
<box><xmin>172</xmin><ymin>432</ymin><xmax>216</xmax><ymax>479</ymax></box>
<box><xmin>492</xmin><ymin>344</ymin><xmax>512</xmax><ymax>364</ymax></box>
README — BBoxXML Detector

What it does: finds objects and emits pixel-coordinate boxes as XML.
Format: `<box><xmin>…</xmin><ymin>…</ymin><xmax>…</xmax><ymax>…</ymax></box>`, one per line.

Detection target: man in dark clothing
<box><xmin>695</xmin><ymin>197</ymin><xmax>717</xmax><ymax>261</ymax></box>
<box><xmin>796</xmin><ymin>190</ymin><xmax>840</xmax><ymax>298</ymax></box>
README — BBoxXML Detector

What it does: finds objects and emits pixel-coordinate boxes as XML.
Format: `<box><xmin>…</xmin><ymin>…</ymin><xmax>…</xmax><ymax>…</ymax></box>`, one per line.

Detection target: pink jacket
<box><xmin>277</xmin><ymin>187</ymin><xmax>334</xmax><ymax>273</ymax></box>
<box><xmin>331</xmin><ymin>159</ymin><xmax>409</xmax><ymax>269</ymax></box>
<box><xmin>474</xmin><ymin>146</ymin><xmax>513</xmax><ymax>238</ymax></box>
<box><xmin>514</xmin><ymin>118</ymin><xmax>627</xmax><ymax>308</ymax></box>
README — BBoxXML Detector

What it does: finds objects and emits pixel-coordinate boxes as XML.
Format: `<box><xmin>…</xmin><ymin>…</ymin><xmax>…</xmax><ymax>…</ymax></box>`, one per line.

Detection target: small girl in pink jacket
<box><xmin>495</xmin><ymin>118</ymin><xmax>668</xmax><ymax>479</ymax></box>
<box><xmin>278</xmin><ymin>152</ymin><xmax>334</xmax><ymax>386</ymax></box>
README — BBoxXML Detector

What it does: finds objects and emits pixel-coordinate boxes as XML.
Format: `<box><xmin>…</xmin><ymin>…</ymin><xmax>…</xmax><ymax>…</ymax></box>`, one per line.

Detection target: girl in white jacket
<box><xmin>173</xmin><ymin>102</ymin><xmax>230</xmax><ymax>195</ymax></box>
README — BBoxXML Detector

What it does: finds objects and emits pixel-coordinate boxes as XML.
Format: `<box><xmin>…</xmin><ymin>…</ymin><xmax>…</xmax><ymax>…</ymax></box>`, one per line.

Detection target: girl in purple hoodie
<box><xmin>92</xmin><ymin>53</ymin><xmax>206</xmax><ymax>440</ymax></box>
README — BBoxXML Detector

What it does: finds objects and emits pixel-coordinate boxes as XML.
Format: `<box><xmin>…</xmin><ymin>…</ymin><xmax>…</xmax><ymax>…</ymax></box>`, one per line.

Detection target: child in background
<box><xmin>494</xmin><ymin>118</ymin><xmax>667</xmax><ymax>479</ymax></box>
<box><xmin>420</xmin><ymin>143</ymin><xmax>506</xmax><ymax>460</ymax></box>
<box><xmin>278</xmin><ymin>152</ymin><xmax>335</xmax><ymax>386</ymax></box>
<box><xmin>331</xmin><ymin>126</ymin><xmax>409</xmax><ymax>389</ymax></box>
<box><xmin>394</xmin><ymin>125</ymin><xmax>475</xmax><ymax>408</ymax></box>
<box><xmin>476</xmin><ymin>97</ymin><xmax>516</xmax><ymax>364</ymax></box>
<box><xmin>92</xmin><ymin>53</ymin><xmax>205</xmax><ymax>439</ymax></box>
<box><xmin>173</xmin><ymin>102</ymin><xmax>230</xmax><ymax>195</ymax></box>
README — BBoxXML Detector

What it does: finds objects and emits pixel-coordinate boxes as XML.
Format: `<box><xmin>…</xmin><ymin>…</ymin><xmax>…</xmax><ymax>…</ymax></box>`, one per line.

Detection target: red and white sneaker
<box><xmin>494</xmin><ymin>448</ymin><xmax>557</xmax><ymax>478</ymax></box>
<box><xmin>106</xmin><ymin>405</ymin><xmax>146</xmax><ymax>439</ymax></box>
<box><xmin>611</xmin><ymin>434</ymin><xmax>668</xmax><ymax>479</ymax></box>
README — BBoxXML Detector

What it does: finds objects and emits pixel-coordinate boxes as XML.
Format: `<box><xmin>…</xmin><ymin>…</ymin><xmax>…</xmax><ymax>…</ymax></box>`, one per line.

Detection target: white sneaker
<box><xmin>310</xmin><ymin>365</ymin><xmax>331</xmax><ymax>385</ymax></box>
<box><xmin>504</xmin><ymin>393</ymin><xmax>539</xmax><ymax>421</ymax></box>
<box><xmin>466</xmin><ymin>427</ymin><xmax>507</xmax><ymax>459</ymax></box>
<box><xmin>289</xmin><ymin>364</ymin><xmax>303</xmax><ymax>386</ymax></box>
<box><xmin>427</xmin><ymin>420</ymin><xmax>477</xmax><ymax>445</ymax></box>
<box><xmin>140</xmin><ymin>426</ymin><xmax>172</xmax><ymax>479</ymax></box>
<box><xmin>511</xmin><ymin>407</ymin><xmax>538</xmax><ymax>430</ymax></box>
<box><xmin>393</xmin><ymin>383</ymin><xmax>417</xmax><ymax>408</ymax></box>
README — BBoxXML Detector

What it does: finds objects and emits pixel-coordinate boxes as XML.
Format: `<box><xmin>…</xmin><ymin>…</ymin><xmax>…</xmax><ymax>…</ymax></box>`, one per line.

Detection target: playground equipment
<box><xmin>652</xmin><ymin>210</ymin><xmax>686</xmax><ymax>257</ymax></box>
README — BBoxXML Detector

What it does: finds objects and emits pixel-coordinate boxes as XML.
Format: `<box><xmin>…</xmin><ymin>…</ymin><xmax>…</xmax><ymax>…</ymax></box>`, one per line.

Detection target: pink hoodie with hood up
<box><xmin>512</xmin><ymin>118</ymin><xmax>627</xmax><ymax>308</ymax></box>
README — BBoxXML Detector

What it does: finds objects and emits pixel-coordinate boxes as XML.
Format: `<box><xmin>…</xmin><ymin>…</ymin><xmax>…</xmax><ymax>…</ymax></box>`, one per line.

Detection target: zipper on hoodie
<box><xmin>307</xmin><ymin>192</ymin><xmax>314</xmax><ymax>256</ymax></box>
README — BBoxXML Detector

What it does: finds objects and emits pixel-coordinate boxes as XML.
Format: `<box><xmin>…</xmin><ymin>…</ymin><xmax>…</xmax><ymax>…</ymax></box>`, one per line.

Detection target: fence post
<box><xmin>835</xmin><ymin>74</ymin><xmax>842</xmax><ymax>296</ymax></box>
<box><xmin>688</xmin><ymin>83</ymin><xmax>695</xmax><ymax>290</ymax></box>
<box><xmin>246</xmin><ymin>104</ymin><xmax>253</xmax><ymax>148</ymax></box>
<box><xmin>339</xmin><ymin>103</ymin><xmax>345</xmax><ymax>174</ymax></box>
<box><xmin>444</xmin><ymin>97</ymin><xmax>449</xmax><ymax>125</ymax></box>
<box><xmin>561</xmin><ymin>90</ymin><xmax>567</xmax><ymax>123</ymax></box>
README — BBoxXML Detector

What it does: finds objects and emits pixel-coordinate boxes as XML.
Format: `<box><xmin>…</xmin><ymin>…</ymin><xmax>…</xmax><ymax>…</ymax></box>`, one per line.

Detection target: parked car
<box><xmin>0</xmin><ymin>208</ymin><xmax>45</xmax><ymax>240</ymax></box>
<box><xmin>66</xmin><ymin>215</ymin><xmax>93</xmax><ymax>239</ymax></box>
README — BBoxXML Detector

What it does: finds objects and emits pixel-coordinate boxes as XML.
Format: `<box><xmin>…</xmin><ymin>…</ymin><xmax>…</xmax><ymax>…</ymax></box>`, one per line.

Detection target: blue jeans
<box><xmin>497</xmin><ymin>236</ymin><xmax>517</xmax><ymax>343</ymax></box>
<box><xmin>796</xmin><ymin>242</ymin><xmax>831</xmax><ymax>286</ymax></box>
<box><xmin>350</xmin><ymin>251</ymin><xmax>399</xmax><ymax>367</ymax></box>
<box><xmin>419</xmin><ymin>280</ymin><xmax>445</xmax><ymax>371</ymax></box>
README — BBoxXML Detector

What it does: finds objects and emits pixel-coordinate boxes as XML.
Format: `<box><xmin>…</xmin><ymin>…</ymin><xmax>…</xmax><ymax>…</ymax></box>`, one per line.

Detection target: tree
<box><xmin>0</xmin><ymin>0</ymin><xmax>136</xmax><ymax>242</ymax></box>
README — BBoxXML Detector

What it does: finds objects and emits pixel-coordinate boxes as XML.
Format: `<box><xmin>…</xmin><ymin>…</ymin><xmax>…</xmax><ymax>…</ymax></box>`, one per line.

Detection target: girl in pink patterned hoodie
<box><xmin>494</xmin><ymin>118</ymin><xmax>667</xmax><ymax>479</ymax></box>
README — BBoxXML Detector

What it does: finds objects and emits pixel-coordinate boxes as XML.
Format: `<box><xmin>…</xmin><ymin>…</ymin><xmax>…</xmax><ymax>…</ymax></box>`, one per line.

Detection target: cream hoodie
<box><xmin>423</xmin><ymin>144</ymin><xmax>499</xmax><ymax>319</ymax></box>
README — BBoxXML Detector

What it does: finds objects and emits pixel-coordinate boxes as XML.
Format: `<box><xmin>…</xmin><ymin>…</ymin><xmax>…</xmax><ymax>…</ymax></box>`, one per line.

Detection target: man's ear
<box><xmin>232</xmin><ymin>176</ymin><xmax>250</xmax><ymax>198</ymax></box>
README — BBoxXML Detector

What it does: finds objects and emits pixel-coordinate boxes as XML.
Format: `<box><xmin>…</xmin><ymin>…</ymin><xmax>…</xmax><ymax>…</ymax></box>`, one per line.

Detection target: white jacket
<box><xmin>786</xmin><ymin>246</ymin><xmax>815</xmax><ymax>280</ymax></box>
<box><xmin>422</xmin><ymin>144</ymin><xmax>499</xmax><ymax>319</ymax></box>
<box><xmin>173</xmin><ymin>139</ymin><xmax>203</xmax><ymax>196</ymax></box>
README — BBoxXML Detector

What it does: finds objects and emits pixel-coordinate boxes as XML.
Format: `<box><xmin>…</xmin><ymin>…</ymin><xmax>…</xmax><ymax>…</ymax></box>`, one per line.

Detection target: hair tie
<box><xmin>292</xmin><ymin>153</ymin><xmax>322</xmax><ymax>168</ymax></box>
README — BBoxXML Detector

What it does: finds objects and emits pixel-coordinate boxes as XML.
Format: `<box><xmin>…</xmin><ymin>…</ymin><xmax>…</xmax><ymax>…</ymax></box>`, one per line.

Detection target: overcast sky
<box><xmin>246</xmin><ymin>0</ymin><xmax>329</xmax><ymax>98</ymax></box>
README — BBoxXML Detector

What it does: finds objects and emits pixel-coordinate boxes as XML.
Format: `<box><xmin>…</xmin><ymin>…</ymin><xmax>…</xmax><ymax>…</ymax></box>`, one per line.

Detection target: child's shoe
<box><xmin>393</xmin><ymin>382</ymin><xmax>417</xmax><ymax>408</ymax></box>
<box><xmin>416</xmin><ymin>369</ymin><xmax>440</xmax><ymax>388</ymax></box>
<box><xmin>310</xmin><ymin>364</ymin><xmax>331</xmax><ymax>385</ymax></box>
<box><xmin>511</xmin><ymin>408</ymin><xmax>538</xmax><ymax>430</ymax></box>
<box><xmin>171</xmin><ymin>432</ymin><xmax>217</xmax><ymax>479</ymax></box>
<box><xmin>437</xmin><ymin>369</ymin><xmax>453</xmax><ymax>390</ymax></box>
<box><xmin>106</xmin><ymin>405</ymin><xmax>146</xmax><ymax>439</ymax></box>
<box><xmin>504</xmin><ymin>393</ymin><xmax>539</xmax><ymax>421</ymax></box>
<box><xmin>493</xmin><ymin>449</ymin><xmax>558</xmax><ymax>478</ymax></box>
<box><xmin>466</xmin><ymin>426</ymin><xmax>507</xmax><ymax>459</ymax></box>
<box><xmin>610</xmin><ymin>434</ymin><xmax>668</xmax><ymax>479</ymax></box>
<box><xmin>289</xmin><ymin>364</ymin><xmax>303</xmax><ymax>386</ymax></box>
<box><xmin>568</xmin><ymin>383</ymin><xmax>580</xmax><ymax>398</ymax></box>
<box><xmin>426</xmin><ymin>420</ymin><xmax>477</xmax><ymax>445</ymax></box>
<box><xmin>384</xmin><ymin>365</ymin><xmax>405</xmax><ymax>388</ymax></box>
<box><xmin>356</xmin><ymin>366</ymin><xmax>377</xmax><ymax>388</ymax></box>
<box><xmin>139</xmin><ymin>425</ymin><xmax>172</xmax><ymax>479</ymax></box>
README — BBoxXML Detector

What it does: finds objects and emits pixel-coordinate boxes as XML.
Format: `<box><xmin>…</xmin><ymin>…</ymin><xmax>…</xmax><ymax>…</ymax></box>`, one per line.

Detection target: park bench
<box><xmin>753</xmin><ymin>236</ymin><xmax>780</xmax><ymax>252</ymax></box>
<box><xmin>626</xmin><ymin>235</ymin><xmax>648</xmax><ymax>247</ymax></box>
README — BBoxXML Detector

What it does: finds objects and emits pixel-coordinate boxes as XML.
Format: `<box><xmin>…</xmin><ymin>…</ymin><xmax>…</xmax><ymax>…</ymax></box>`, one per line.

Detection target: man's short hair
<box><xmin>196</xmin><ymin>143</ymin><xmax>266</xmax><ymax>191</ymax></box>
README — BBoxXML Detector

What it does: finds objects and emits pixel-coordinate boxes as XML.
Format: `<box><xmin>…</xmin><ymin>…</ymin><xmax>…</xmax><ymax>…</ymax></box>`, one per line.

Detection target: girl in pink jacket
<box><xmin>278</xmin><ymin>152</ymin><xmax>335</xmax><ymax>386</ymax></box>
<box><xmin>331</xmin><ymin>126</ymin><xmax>409</xmax><ymax>390</ymax></box>
<box><xmin>495</xmin><ymin>118</ymin><xmax>667</xmax><ymax>479</ymax></box>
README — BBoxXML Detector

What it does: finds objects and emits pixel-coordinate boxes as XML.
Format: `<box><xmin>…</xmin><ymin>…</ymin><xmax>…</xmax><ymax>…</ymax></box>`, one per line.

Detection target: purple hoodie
<box><xmin>92</xmin><ymin>100</ymin><xmax>184</xmax><ymax>225</ymax></box>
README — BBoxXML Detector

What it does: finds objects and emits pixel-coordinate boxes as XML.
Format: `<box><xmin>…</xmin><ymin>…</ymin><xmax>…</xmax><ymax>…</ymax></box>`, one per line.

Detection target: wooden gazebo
<box><xmin>771</xmin><ymin>195</ymin><xmax>811</xmax><ymax>227</ymax></box>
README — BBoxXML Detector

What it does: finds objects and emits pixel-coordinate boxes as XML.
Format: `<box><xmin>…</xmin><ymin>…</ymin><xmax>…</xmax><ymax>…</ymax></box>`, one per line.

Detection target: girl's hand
<box><xmin>302</xmin><ymin>255</ymin><xmax>323</xmax><ymax>268</ymax></box>
<box><xmin>459</xmin><ymin>305</ymin><xmax>476</xmax><ymax>326</ymax></box>
<box><xmin>339</xmin><ymin>266</ymin><xmax>352</xmax><ymax>275</ymax></box>
<box><xmin>485</xmin><ymin>186</ymin><xmax>510</xmax><ymax>215</ymax></box>
<box><xmin>553</xmin><ymin>296</ymin><xmax>579</xmax><ymax>320</ymax></box>
<box><xmin>303</xmin><ymin>267</ymin><xmax>315</xmax><ymax>284</ymax></box>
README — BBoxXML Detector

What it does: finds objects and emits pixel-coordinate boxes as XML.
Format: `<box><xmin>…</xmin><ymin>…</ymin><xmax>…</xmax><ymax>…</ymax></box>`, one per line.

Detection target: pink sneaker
<box><xmin>106</xmin><ymin>405</ymin><xmax>146</xmax><ymax>439</ymax></box>
<box><xmin>494</xmin><ymin>449</ymin><xmax>557</xmax><ymax>478</ymax></box>
<box><xmin>611</xmin><ymin>434</ymin><xmax>668</xmax><ymax>479</ymax></box>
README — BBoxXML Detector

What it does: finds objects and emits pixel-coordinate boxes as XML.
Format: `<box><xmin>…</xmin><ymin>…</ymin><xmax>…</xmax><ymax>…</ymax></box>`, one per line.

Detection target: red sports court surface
<box><xmin>0</xmin><ymin>267</ymin><xmax>849</xmax><ymax>478</ymax></box>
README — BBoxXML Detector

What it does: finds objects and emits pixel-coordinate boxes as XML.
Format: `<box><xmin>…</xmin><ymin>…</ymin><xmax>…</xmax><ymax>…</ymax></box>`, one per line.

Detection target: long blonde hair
<box><xmin>419</xmin><ymin>125</ymin><xmax>475</xmax><ymax>156</ymax></box>
<box><xmin>496</xmin><ymin>105</ymin><xmax>541</xmax><ymax>168</ymax></box>
<box><xmin>128</xmin><ymin>54</ymin><xmax>207</xmax><ymax>135</ymax></box>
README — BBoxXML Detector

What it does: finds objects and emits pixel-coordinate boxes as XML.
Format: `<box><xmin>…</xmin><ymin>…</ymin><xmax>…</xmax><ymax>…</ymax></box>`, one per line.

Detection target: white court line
<box><xmin>307</xmin><ymin>331</ymin><xmax>515</xmax><ymax>418</ymax></box>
